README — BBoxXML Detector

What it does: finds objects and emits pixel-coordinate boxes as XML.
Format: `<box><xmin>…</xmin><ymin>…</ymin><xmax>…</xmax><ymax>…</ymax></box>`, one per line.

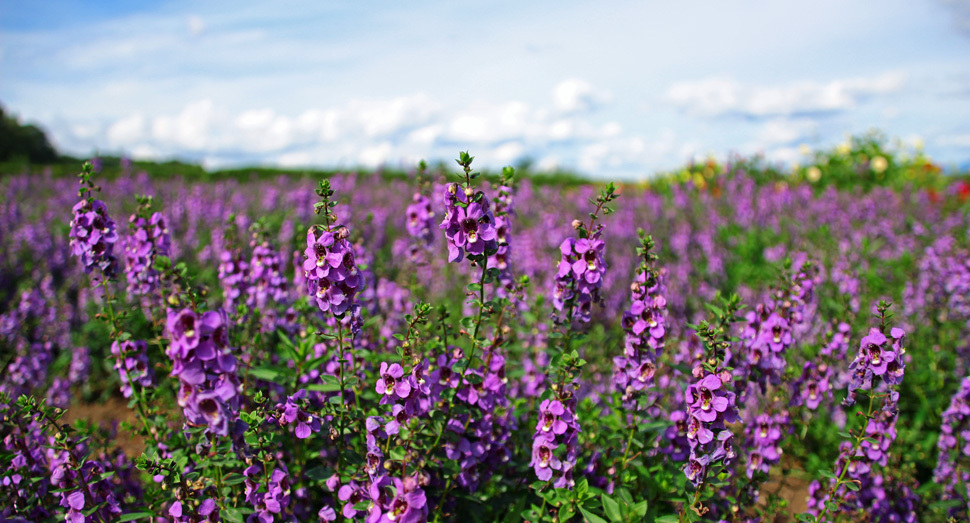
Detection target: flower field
<box><xmin>2</xmin><ymin>138</ymin><xmax>970</xmax><ymax>522</ymax></box>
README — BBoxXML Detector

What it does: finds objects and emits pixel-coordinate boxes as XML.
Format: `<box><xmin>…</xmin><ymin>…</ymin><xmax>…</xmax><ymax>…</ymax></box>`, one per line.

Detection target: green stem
<box><xmin>815</xmin><ymin>391</ymin><xmax>878</xmax><ymax>522</ymax></box>
<box><xmin>431</xmin><ymin>258</ymin><xmax>489</xmax><ymax>451</ymax></box>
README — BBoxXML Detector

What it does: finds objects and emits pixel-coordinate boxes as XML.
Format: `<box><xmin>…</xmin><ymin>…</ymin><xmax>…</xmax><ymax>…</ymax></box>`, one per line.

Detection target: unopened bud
<box><xmin>571</xmin><ymin>219</ymin><xmax>582</xmax><ymax>230</ymax></box>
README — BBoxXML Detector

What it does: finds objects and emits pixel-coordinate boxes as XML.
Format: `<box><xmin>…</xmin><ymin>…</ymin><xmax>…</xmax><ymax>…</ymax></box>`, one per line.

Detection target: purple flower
<box><xmin>530</xmin><ymin>436</ymin><xmax>562</xmax><ymax>481</ymax></box>
<box><xmin>440</xmin><ymin>183</ymin><xmax>498</xmax><ymax>263</ymax></box>
<box><xmin>303</xmin><ymin>227</ymin><xmax>364</xmax><ymax>329</ymax></box>
<box><xmin>111</xmin><ymin>339</ymin><xmax>153</xmax><ymax>398</ymax></box>
<box><xmin>274</xmin><ymin>389</ymin><xmax>321</xmax><ymax>439</ymax></box>
<box><xmin>553</xmin><ymin>231</ymin><xmax>607</xmax><ymax>323</ymax></box>
<box><xmin>69</xmin><ymin>198</ymin><xmax>118</xmax><ymax>275</ymax></box>
<box><xmin>376</xmin><ymin>362</ymin><xmax>412</xmax><ymax>400</ymax></box>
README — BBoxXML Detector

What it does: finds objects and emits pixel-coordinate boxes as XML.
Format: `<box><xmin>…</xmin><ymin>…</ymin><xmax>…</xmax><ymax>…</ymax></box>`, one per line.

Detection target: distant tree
<box><xmin>0</xmin><ymin>103</ymin><xmax>59</xmax><ymax>163</ymax></box>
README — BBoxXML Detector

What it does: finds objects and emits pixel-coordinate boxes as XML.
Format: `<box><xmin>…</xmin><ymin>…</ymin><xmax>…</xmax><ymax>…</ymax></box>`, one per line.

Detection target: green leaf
<box><xmin>306</xmin><ymin>382</ymin><xmax>342</xmax><ymax>393</ymax></box>
<box><xmin>631</xmin><ymin>500</ymin><xmax>648</xmax><ymax>518</ymax></box>
<box><xmin>655</xmin><ymin>516</ymin><xmax>679</xmax><ymax>523</ymax></box>
<box><xmin>118</xmin><ymin>513</ymin><xmax>154</xmax><ymax>522</ymax></box>
<box><xmin>602</xmin><ymin>494</ymin><xmax>622</xmax><ymax>522</ymax></box>
<box><xmin>580</xmin><ymin>507</ymin><xmax>608</xmax><ymax>523</ymax></box>
<box><xmin>249</xmin><ymin>366</ymin><xmax>284</xmax><ymax>383</ymax></box>
<box><xmin>844</xmin><ymin>481</ymin><xmax>861</xmax><ymax>491</ymax></box>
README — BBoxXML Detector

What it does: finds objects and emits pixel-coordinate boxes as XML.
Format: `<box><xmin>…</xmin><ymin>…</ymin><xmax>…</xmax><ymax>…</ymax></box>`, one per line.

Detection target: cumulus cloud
<box><xmin>552</xmin><ymin>79</ymin><xmax>611</xmax><ymax>114</ymax></box>
<box><xmin>666</xmin><ymin>72</ymin><xmax>907</xmax><ymax>117</ymax></box>
<box><xmin>755</xmin><ymin>118</ymin><xmax>819</xmax><ymax>145</ymax></box>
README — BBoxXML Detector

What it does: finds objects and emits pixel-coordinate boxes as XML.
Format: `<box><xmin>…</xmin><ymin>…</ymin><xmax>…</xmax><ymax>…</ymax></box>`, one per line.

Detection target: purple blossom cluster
<box><xmin>440</xmin><ymin>183</ymin><xmax>499</xmax><ymax>263</ymax></box>
<box><xmin>613</xmin><ymin>266</ymin><xmax>666</xmax><ymax>405</ymax></box>
<box><xmin>405</xmin><ymin>192</ymin><xmax>436</xmax><ymax>249</ymax></box>
<box><xmin>845</xmin><ymin>327</ymin><xmax>906</xmax><ymax>407</ymax></box>
<box><xmin>808</xmin><ymin>411</ymin><xmax>913</xmax><ymax>522</ymax></box>
<box><xmin>489</xmin><ymin>183</ymin><xmax>516</xmax><ymax>295</ymax></box>
<box><xmin>51</xmin><ymin>458</ymin><xmax>124</xmax><ymax>522</ymax></box>
<box><xmin>531</xmin><ymin>397</ymin><xmax>581</xmax><ymax>488</ymax></box>
<box><xmin>247</xmin><ymin>237</ymin><xmax>290</xmax><ymax>311</ymax></box>
<box><xmin>111</xmin><ymin>339</ymin><xmax>154</xmax><ymax>398</ymax></box>
<box><xmin>303</xmin><ymin>226</ymin><xmax>364</xmax><ymax>323</ymax></box>
<box><xmin>553</xmin><ymin>232</ymin><xmax>607</xmax><ymax>323</ymax></box>
<box><xmin>684</xmin><ymin>369</ymin><xmax>740</xmax><ymax>486</ymax></box>
<box><xmin>790</xmin><ymin>360</ymin><xmax>832</xmax><ymax>410</ymax></box>
<box><xmin>244</xmin><ymin>465</ymin><xmax>291</xmax><ymax>522</ymax></box>
<box><xmin>218</xmin><ymin>247</ymin><xmax>250</xmax><ymax>311</ymax></box>
<box><xmin>69</xmin><ymin>198</ymin><xmax>118</xmax><ymax>275</ymax></box>
<box><xmin>123</xmin><ymin>212</ymin><xmax>170</xmax><ymax>297</ymax></box>
<box><xmin>935</xmin><ymin>376</ymin><xmax>970</xmax><ymax>517</ymax></box>
<box><xmin>744</xmin><ymin>413</ymin><xmax>789</xmax><ymax>479</ymax></box>
<box><xmin>165</xmin><ymin>308</ymin><xmax>241</xmax><ymax>436</ymax></box>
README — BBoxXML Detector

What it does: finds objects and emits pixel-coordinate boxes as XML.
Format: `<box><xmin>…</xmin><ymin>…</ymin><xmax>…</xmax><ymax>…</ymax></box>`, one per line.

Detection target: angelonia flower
<box><xmin>168</xmin><ymin>498</ymin><xmax>219</xmax><ymax>523</ymax></box>
<box><xmin>271</xmin><ymin>389</ymin><xmax>321</xmax><ymax>439</ymax></box>
<box><xmin>405</xmin><ymin>192</ymin><xmax>435</xmax><ymax>249</ymax></box>
<box><xmin>165</xmin><ymin>308</ymin><xmax>241</xmax><ymax>436</ymax></box>
<box><xmin>69</xmin><ymin>346</ymin><xmax>91</xmax><ymax>385</ymax></box>
<box><xmin>370</xmin><ymin>475</ymin><xmax>428</xmax><ymax>523</ymax></box>
<box><xmin>123</xmin><ymin>211</ymin><xmax>170</xmax><ymax>297</ymax></box>
<box><xmin>46</xmin><ymin>377</ymin><xmax>72</xmax><ymax>409</ymax></box>
<box><xmin>244</xmin><ymin>465</ymin><xmax>291</xmax><ymax>522</ymax></box>
<box><xmin>934</xmin><ymin>376</ymin><xmax>970</xmax><ymax>518</ymax></box>
<box><xmin>111</xmin><ymin>340</ymin><xmax>153</xmax><ymax>398</ymax></box>
<box><xmin>531</xmin><ymin>397</ymin><xmax>581</xmax><ymax>488</ymax></box>
<box><xmin>375</xmin><ymin>279</ymin><xmax>411</xmax><ymax>348</ymax></box>
<box><xmin>247</xmin><ymin>236</ymin><xmax>290</xmax><ymax>312</ymax></box>
<box><xmin>50</xmin><ymin>457</ymin><xmax>124</xmax><ymax>522</ymax></box>
<box><xmin>440</xmin><ymin>183</ymin><xmax>498</xmax><ymax>263</ymax></box>
<box><xmin>447</xmin><ymin>349</ymin><xmax>514</xmax><ymax>492</ymax></box>
<box><xmin>303</xmin><ymin>225</ymin><xmax>364</xmax><ymax>333</ymax></box>
<box><xmin>613</xmin><ymin>237</ymin><xmax>666</xmax><ymax>408</ymax></box>
<box><xmin>790</xmin><ymin>360</ymin><xmax>833</xmax><ymax>410</ymax></box>
<box><xmin>735</xmin><ymin>303</ymin><xmax>793</xmax><ymax>392</ymax></box>
<box><xmin>732</xmin><ymin>263</ymin><xmax>815</xmax><ymax>398</ymax></box>
<box><xmin>218</xmin><ymin>247</ymin><xmax>250</xmax><ymax>311</ymax></box>
<box><xmin>744</xmin><ymin>413</ymin><xmax>789</xmax><ymax>480</ymax></box>
<box><xmin>684</xmin><ymin>368</ymin><xmax>740</xmax><ymax>486</ymax></box>
<box><xmin>553</xmin><ymin>232</ymin><xmax>607</xmax><ymax>323</ymax></box>
<box><xmin>69</xmin><ymin>198</ymin><xmax>118</xmax><ymax>276</ymax></box>
<box><xmin>844</xmin><ymin>326</ymin><xmax>906</xmax><ymax>407</ymax></box>
<box><xmin>808</xmin><ymin>412</ymin><xmax>910</xmax><ymax>521</ymax></box>
<box><xmin>489</xmin><ymin>181</ymin><xmax>516</xmax><ymax>296</ymax></box>
<box><xmin>809</xmin><ymin>312</ymin><xmax>912</xmax><ymax>521</ymax></box>
<box><xmin>248</xmin><ymin>235</ymin><xmax>293</xmax><ymax>333</ymax></box>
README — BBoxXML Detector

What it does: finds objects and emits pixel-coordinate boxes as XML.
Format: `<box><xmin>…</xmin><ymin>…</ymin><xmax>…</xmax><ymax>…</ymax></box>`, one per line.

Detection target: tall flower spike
<box><xmin>552</xmin><ymin>182</ymin><xmax>617</xmax><ymax>324</ymax></box>
<box><xmin>613</xmin><ymin>231</ymin><xmax>666</xmax><ymax>408</ymax></box>
<box><xmin>69</xmin><ymin>162</ymin><xmax>118</xmax><ymax>277</ymax></box>
<box><xmin>304</xmin><ymin>179</ymin><xmax>364</xmax><ymax>335</ymax></box>
<box><xmin>439</xmin><ymin>152</ymin><xmax>499</xmax><ymax>264</ymax></box>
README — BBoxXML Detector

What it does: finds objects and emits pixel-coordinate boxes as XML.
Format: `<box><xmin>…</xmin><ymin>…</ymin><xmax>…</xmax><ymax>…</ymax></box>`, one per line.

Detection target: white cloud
<box><xmin>552</xmin><ymin>78</ymin><xmax>611</xmax><ymax>114</ymax></box>
<box><xmin>151</xmin><ymin>99</ymin><xmax>218</xmax><ymax>150</ymax></box>
<box><xmin>755</xmin><ymin>119</ymin><xmax>818</xmax><ymax>145</ymax></box>
<box><xmin>106</xmin><ymin>114</ymin><xmax>147</xmax><ymax>147</ymax></box>
<box><xmin>187</xmin><ymin>15</ymin><xmax>205</xmax><ymax>36</ymax></box>
<box><xmin>666</xmin><ymin>71</ymin><xmax>907</xmax><ymax>117</ymax></box>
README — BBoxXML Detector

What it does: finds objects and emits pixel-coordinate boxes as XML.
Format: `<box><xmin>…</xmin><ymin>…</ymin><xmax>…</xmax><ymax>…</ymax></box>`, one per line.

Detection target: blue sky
<box><xmin>1</xmin><ymin>0</ymin><xmax>969</xmax><ymax>178</ymax></box>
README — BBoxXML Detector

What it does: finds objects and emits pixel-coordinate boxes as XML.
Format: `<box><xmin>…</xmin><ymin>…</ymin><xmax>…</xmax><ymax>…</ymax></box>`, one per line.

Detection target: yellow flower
<box><xmin>836</xmin><ymin>143</ymin><xmax>851</xmax><ymax>156</ymax></box>
<box><xmin>871</xmin><ymin>156</ymin><xmax>888</xmax><ymax>174</ymax></box>
<box><xmin>806</xmin><ymin>166</ymin><xmax>822</xmax><ymax>183</ymax></box>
